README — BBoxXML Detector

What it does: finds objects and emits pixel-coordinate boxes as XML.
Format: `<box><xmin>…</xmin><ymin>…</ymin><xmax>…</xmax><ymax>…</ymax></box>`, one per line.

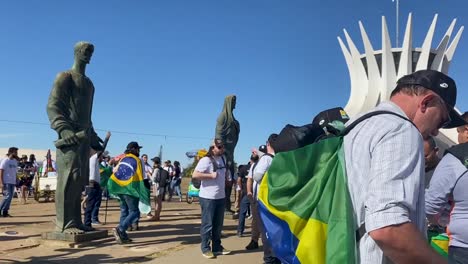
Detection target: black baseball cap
<box><xmin>126</xmin><ymin>141</ymin><xmax>143</xmax><ymax>150</ymax></box>
<box><xmin>258</xmin><ymin>145</ymin><xmax>267</xmax><ymax>154</ymax></box>
<box><xmin>151</xmin><ymin>156</ymin><xmax>161</xmax><ymax>163</ymax></box>
<box><xmin>397</xmin><ymin>70</ymin><xmax>466</xmax><ymax>128</ymax></box>
<box><xmin>312</xmin><ymin>107</ymin><xmax>350</xmax><ymax>128</ymax></box>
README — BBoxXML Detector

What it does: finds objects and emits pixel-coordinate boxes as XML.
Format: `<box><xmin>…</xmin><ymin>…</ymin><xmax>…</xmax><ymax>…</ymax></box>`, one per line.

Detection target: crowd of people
<box><xmin>2</xmin><ymin>69</ymin><xmax>468</xmax><ymax>263</ymax></box>
<box><xmin>187</xmin><ymin>70</ymin><xmax>468</xmax><ymax>264</ymax></box>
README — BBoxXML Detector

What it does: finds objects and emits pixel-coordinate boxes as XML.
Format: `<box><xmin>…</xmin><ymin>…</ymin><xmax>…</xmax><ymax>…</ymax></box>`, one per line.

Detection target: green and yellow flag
<box><xmin>107</xmin><ymin>153</ymin><xmax>150</xmax><ymax>213</ymax></box>
<box><xmin>258</xmin><ymin>137</ymin><xmax>356</xmax><ymax>264</ymax></box>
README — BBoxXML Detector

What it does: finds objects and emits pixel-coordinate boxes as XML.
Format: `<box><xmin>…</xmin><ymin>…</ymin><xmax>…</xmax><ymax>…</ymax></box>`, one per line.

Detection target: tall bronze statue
<box><xmin>47</xmin><ymin>41</ymin><xmax>104</xmax><ymax>234</ymax></box>
<box><xmin>215</xmin><ymin>95</ymin><xmax>240</xmax><ymax>213</ymax></box>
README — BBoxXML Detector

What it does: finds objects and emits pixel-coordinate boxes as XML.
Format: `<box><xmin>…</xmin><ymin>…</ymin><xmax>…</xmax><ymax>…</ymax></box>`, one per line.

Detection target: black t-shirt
<box><xmin>238</xmin><ymin>164</ymin><xmax>250</xmax><ymax>193</ymax></box>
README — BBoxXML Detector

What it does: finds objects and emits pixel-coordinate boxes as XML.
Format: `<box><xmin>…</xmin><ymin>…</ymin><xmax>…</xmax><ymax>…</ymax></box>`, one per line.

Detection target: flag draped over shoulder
<box><xmin>107</xmin><ymin>153</ymin><xmax>150</xmax><ymax>212</ymax></box>
<box><xmin>258</xmin><ymin>137</ymin><xmax>356</xmax><ymax>264</ymax></box>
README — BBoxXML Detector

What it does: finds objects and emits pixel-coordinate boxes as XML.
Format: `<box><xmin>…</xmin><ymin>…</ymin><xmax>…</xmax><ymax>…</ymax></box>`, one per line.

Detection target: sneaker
<box><xmin>146</xmin><ymin>213</ymin><xmax>153</xmax><ymax>219</ymax></box>
<box><xmin>112</xmin><ymin>228</ymin><xmax>124</xmax><ymax>244</ymax></box>
<box><xmin>237</xmin><ymin>232</ymin><xmax>243</xmax><ymax>237</ymax></box>
<box><xmin>213</xmin><ymin>247</ymin><xmax>231</xmax><ymax>255</ymax></box>
<box><xmin>245</xmin><ymin>240</ymin><xmax>259</xmax><ymax>250</ymax></box>
<box><xmin>247</xmin><ymin>215</ymin><xmax>253</xmax><ymax>220</ymax></box>
<box><xmin>122</xmin><ymin>237</ymin><xmax>133</xmax><ymax>243</ymax></box>
<box><xmin>131</xmin><ymin>223</ymin><xmax>139</xmax><ymax>231</ymax></box>
<box><xmin>92</xmin><ymin>221</ymin><xmax>103</xmax><ymax>225</ymax></box>
<box><xmin>202</xmin><ymin>251</ymin><xmax>216</xmax><ymax>259</ymax></box>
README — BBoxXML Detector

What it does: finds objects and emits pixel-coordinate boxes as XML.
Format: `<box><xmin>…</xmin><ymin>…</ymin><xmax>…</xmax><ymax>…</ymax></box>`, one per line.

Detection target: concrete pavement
<box><xmin>0</xmin><ymin>191</ymin><xmax>263</xmax><ymax>264</ymax></box>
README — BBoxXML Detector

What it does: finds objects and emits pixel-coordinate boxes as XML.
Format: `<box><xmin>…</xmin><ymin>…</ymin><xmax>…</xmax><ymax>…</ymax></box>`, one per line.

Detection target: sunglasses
<box><xmin>434</xmin><ymin>96</ymin><xmax>452</xmax><ymax>128</ymax></box>
<box><xmin>215</xmin><ymin>145</ymin><xmax>224</xmax><ymax>149</ymax></box>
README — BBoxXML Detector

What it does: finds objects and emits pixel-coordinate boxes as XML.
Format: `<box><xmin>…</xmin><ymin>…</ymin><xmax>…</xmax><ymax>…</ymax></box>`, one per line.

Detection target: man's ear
<box><xmin>420</xmin><ymin>94</ymin><xmax>435</xmax><ymax>113</ymax></box>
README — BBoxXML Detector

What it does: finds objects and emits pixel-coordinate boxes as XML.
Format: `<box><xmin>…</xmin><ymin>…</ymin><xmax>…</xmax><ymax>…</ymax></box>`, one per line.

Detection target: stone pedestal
<box><xmin>42</xmin><ymin>229</ymin><xmax>108</xmax><ymax>244</ymax></box>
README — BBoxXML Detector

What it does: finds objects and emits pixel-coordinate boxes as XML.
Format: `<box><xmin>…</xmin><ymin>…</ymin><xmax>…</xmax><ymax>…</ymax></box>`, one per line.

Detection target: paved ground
<box><xmin>0</xmin><ymin>191</ymin><xmax>263</xmax><ymax>264</ymax></box>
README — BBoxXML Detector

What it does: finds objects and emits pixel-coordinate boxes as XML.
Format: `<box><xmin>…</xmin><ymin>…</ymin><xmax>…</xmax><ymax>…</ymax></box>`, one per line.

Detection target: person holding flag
<box><xmin>108</xmin><ymin>141</ymin><xmax>150</xmax><ymax>244</ymax></box>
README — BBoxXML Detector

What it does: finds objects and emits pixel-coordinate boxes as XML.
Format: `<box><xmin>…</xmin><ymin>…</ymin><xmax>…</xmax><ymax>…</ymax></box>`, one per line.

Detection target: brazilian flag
<box><xmin>258</xmin><ymin>137</ymin><xmax>356</xmax><ymax>264</ymax></box>
<box><xmin>107</xmin><ymin>153</ymin><xmax>150</xmax><ymax>213</ymax></box>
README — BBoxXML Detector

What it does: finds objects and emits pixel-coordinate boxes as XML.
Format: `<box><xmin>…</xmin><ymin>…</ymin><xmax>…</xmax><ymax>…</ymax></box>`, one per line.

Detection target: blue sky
<box><xmin>1</xmin><ymin>0</ymin><xmax>468</xmax><ymax>167</ymax></box>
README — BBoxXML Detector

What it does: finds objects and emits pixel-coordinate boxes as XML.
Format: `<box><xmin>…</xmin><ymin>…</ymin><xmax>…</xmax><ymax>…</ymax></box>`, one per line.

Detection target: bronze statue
<box><xmin>215</xmin><ymin>95</ymin><xmax>240</xmax><ymax>212</ymax></box>
<box><xmin>47</xmin><ymin>41</ymin><xmax>104</xmax><ymax>234</ymax></box>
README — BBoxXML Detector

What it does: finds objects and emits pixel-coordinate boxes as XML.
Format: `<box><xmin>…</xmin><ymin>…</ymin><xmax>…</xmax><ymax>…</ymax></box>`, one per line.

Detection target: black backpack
<box><xmin>273</xmin><ymin>123</ymin><xmax>325</xmax><ymax>153</ymax></box>
<box><xmin>158</xmin><ymin>168</ymin><xmax>169</xmax><ymax>188</ymax></box>
<box><xmin>274</xmin><ymin>107</ymin><xmax>350</xmax><ymax>153</ymax></box>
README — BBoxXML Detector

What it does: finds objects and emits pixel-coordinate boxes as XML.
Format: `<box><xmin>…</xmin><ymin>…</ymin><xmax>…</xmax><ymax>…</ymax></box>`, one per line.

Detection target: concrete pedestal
<box><xmin>42</xmin><ymin>229</ymin><xmax>108</xmax><ymax>243</ymax></box>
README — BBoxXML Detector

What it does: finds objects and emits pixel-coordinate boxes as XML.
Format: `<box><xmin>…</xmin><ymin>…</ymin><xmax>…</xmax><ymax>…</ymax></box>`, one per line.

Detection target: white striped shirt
<box><xmin>344</xmin><ymin>101</ymin><xmax>426</xmax><ymax>264</ymax></box>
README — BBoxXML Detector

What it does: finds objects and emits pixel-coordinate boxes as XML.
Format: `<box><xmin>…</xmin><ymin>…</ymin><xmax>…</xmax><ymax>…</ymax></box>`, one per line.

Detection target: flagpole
<box><xmin>394</xmin><ymin>0</ymin><xmax>400</xmax><ymax>47</ymax></box>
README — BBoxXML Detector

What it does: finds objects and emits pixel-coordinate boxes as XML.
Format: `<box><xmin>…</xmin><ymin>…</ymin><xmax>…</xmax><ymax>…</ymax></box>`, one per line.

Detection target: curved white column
<box><xmin>339</xmin><ymin>14</ymin><xmax>464</xmax><ymax>145</ymax></box>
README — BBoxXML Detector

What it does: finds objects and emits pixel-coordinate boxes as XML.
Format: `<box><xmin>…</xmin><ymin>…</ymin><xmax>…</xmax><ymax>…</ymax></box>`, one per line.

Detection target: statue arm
<box><xmin>46</xmin><ymin>72</ymin><xmax>74</xmax><ymax>136</ymax></box>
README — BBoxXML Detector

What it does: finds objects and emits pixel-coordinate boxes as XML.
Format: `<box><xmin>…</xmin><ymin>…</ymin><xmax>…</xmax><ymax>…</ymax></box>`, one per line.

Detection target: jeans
<box><xmin>118</xmin><ymin>194</ymin><xmax>140</xmax><ymax>239</ymax></box>
<box><xmin>83</xmin><ymin>183</ymin><xmax>102</xmax><ymax>226</ymax></box>
<box><xmin>237</xmin><ymin>195</ymin><xmax>250</xmax><ymax>234</ymax></box>
<box><xmin>169</xmin><ymin>179</ymin><xmax>182</xmax><ymax>199</ymax></box>
<box><xmin>199</xmin><ymin>197</ymin><xmax>225</xmax><ymax>253</ymax></box>
<box><xmin>0</xmin><ymin>184</ymin><xmax>15</xmax><ymax>215</ymax></box>
<box><xmin>449</xmin><ymin>246</ymin><xmax>468</xmax><ymax>264</ymax></box>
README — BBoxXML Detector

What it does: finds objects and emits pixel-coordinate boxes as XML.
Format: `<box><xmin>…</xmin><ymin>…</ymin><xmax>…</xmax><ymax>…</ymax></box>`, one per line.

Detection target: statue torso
<box><xmin>62</xmin><ymin>71</ymin><xmax>95</xmax><ymax>129</ymax></box>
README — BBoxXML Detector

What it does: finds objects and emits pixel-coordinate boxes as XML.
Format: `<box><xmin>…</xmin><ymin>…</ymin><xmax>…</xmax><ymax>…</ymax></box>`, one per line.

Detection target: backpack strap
<box><xmin>341</xmin><ymin>110</ymin><xmax>417</xmax><ymax>136</ymax></box>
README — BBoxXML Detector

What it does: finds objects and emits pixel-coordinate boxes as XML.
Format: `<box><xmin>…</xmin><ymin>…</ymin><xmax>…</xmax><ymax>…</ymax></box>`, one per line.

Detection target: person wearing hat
<box><xmin>108</xmin><ymin>141</ymin><xmax>145</xmax><ymax>244</ymax></box>
<box><xmin>192</xmin><ymin>138</ymin><xmax>231</xmax><ymax>259</ymax></box>
<box><xmin>343</xmin><ymin>70</ymin><xmax>465</xmax><ymax>263</ymax></box>
<box><xmin>162</xmin><ymin>160</ymin><xmax>174</xmax><ymax>201</ymax></box>
<box><xmin>0</xmin><ymin>147</ymin><xmax>19</xmax><ymax>217</ymax></box>
<box><xmin>251</xmin><ymin>136</ymin><xmax>281</xmax><ymax>264</ymax></box>
<box><xmin>82</xmin><ymin>149</ymin><xmax>113</xmax><ymax>228</ymax></box>
<box><xmin>426</xmin><ymin>111</ymin><xmax>468</xmax><ymax>261</ymax></box>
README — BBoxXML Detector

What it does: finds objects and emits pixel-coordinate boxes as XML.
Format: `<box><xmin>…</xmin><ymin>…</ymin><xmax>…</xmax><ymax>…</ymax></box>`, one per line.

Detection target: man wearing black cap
<box><xmin>344</xmin><ymin>70</ymin><xmax>465</xmax><ymax>264</ymax></box>
<box><xmin>108</xmin><ymin>141</ymin><xmax>145</xmax><ymax>244</ymax></box>
<box><xmin>0</xmin><ymin>147</ymin><xmax>19</xmax><ymax>217</ymax></box>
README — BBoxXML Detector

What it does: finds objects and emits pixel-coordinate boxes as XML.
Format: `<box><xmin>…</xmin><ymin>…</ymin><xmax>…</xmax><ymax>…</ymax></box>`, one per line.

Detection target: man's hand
<box><xmin>211</xmin><ymin>172</ymin><xmax>217</xmax><ymax>179</ymax></box>
<box><xmin>60</xmin><ymin>130</ymin><xmax>79</xmax><ymax>146</ymax></box>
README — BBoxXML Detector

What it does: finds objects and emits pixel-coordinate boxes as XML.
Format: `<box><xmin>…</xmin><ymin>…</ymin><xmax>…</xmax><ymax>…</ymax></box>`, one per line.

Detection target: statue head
<box><xmin>74</xmin><ymin>41</ymin><xmax>94</xmax><ymax>64</ymax></box>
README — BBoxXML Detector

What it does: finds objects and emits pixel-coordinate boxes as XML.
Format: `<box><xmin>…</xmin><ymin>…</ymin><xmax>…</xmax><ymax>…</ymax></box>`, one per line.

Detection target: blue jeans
<box><xmin>237</xmin><ymin>195</ymin><xmax>250</xmax><ymax>234</ymax></box>
<box><xmin>170</xmin><ymin>179</ymin><xmax>182</xmax><ymax>198</ymax></box>
<box><xmin>199</xmin><ymin>197</ymin><xmax>225</xmax><ymax>253</ymax></box>
<box><xmin>118</xmin><ymin>194</ymin><xmax>140</xmax><ymax>239</ymax></box>
<box><xmin>83</xmin><ymin>183</ymin><xmax>102</xmax><ymax>226</ymax></box>
<box><xmin>449</xmin><ymin>246</ymin><xmax>468</xmax><ymax>264</ymax></box>
<box><xmin>0</xmin><ymin>184</ymin><xmax>15</xmax><ymax>215</ymax></box>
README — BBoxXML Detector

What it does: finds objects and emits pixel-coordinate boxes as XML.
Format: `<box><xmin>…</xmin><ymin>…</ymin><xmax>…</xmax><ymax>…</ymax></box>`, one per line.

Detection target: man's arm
<box><xmin>246</xmin><ymin>178</ymin><xmax>253</xmax><ymax>198</ymax></box>
<box><xmin>370</xmin><ymin>223</ymin><xmax>446</xmax><ymax>264</ymax></box>
<box><xmin>192</xmin><ymin>171</ymin><xmax>216</xmax><ymax>180</ymax></box>
<box><xmin>426</xmin><ymin>154</ymin><xmax>463</xmax><ymax>226</ymax></box>
<box><xmin>0</xmin><ymin>169</ymin><xmax>4</xmax><ymax>187</ymax></box>
<box><xmin>192</xmin><ymin>157</ymin><xmax>216</xmax><ymax>180</ymax></box>
<box><xmin>363</xmin><ymin>121</ymin><xmax>443</xmax><ymax>263</ymax></box>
